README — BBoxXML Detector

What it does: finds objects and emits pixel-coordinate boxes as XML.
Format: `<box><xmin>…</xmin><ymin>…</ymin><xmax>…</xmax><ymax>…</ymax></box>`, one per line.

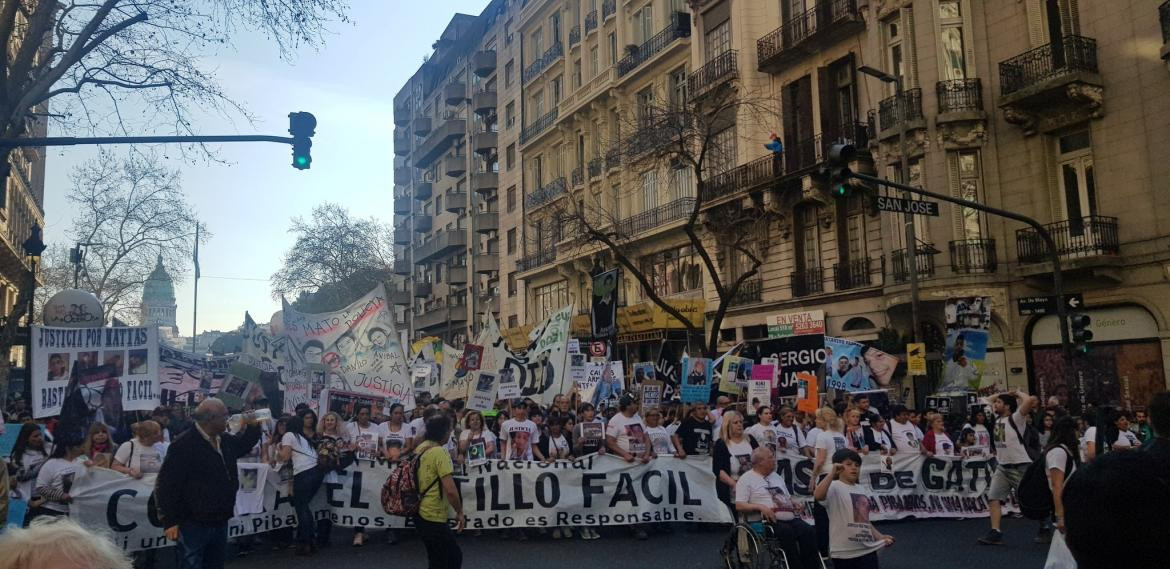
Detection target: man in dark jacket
<box><xmin>157</xmin><ymin>397</ymin><xmax>262</xmax><ymax>569</ymax></box>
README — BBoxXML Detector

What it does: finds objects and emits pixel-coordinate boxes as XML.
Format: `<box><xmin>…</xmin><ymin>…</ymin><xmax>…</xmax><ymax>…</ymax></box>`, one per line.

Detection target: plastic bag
<box><xmin>1045</xmin><ymin>531</ymin><xmax>1077</xmax><ymax>569</ymax></box>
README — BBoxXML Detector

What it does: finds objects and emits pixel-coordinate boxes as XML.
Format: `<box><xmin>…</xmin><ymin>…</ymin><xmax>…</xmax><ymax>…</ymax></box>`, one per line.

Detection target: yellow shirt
<box><xmin>416</xmin><ymin>441</ymin><xmax>454</xmax><ymax>523</ymax></box>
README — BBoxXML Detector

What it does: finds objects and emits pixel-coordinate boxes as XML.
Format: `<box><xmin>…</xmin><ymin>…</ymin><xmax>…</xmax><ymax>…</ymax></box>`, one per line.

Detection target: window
<box><xmin>843</xmin><ymin>195</ymin><xmax>867</xmax><ymax>262</ymax></box>
<box><xmin>636</xmin><ymin>87</ymin><xmax>654</xmax><ymax>125</ymax></box>
<box><xmin>638</xmin><ymin>245</ymin><xmax>703</xmax><ymax>298</ymax></box>
<box><xmin>704</xmin><ymin>20</ymin><xmax>730</xmax><ymax>59</ymax></box>
<box><xmin>950</xmin><ymin>150</ymin><xmax>984</xmax><ymax>240</ymax></box>
<box><xmin>669</xmin><ymin>66</ymin><xmax>688</xmax><ymax>108</ymax></box>
<box><xmin>938</xmin><ymin>0</ymin><xmax>967</xmax><ymax>80</ymax></box>
<box><xmin>532</xmin><ymin>29</ymin><xmax>544</xmax><ymax>57</ymax></box>
<box><xmin>506</xmin><ymin>144</ymin><xmax>516</xmax><ymax>170</ymax></box>
<box><xmin>508</xmin><ymin>272</ymin><xmax>517</xmax><ymax>297</ymax></box>
<box><xmin>641</xmin><ymin>169</ymin><xmax>658</xmax><ymax>213</ymax></box>
<box><xmin>549</xmin><ymin>13</ymin><xmax>561</xmax><ymax>46</ymax></box>
<box><xmin>573</xmin><ymin>60</ymin><xmax>582</xmax><ymax>89</ymax></box>
<box><xmin>505</xmin><ymin>18</ymin><xmax>513</xmax><ymax>45</ymax></box>
<box><xmin>505</xmin><ymin>102</ymin><xmax>515</xmax><ymax>128</ymax></box>
<box><xmin>505</xmin><ymin>60</ymin><xmax>514</xmax><ymax>87</ymax></box>
<box><xmin>507</xmin><ymin>228</ymin><xmax>517</xmax><ymax>254</ymax></box>
<box><xmin>507</xmin><ymin>185</ymin><xmax>517</xmax><ymax>211</ymax></box>
<box><xmin>608</xmin><ymin>32</ymin><xmax>617</xmax><ymax>65</ymax></box>
<box><xmin>533</xmin><ymin>281</ymin><xmax>569</xmax><ymax>320</ymax></box>
<box><xmin>884</xmin><ymin>16</ymin><xmax>905</xmax><ymax>93</ymax></box>
<box><xmin>671</xmin><ymin>163</ymin><xmax>694</xmax><ymax>200</ymax></box>
<box><xmin>590</xmin><ymin>46</ymin><xmax>599</xmax><ymax>78</ymax></box>
<box><xmin>708</xmin><ymin>127</ymin><xmax>737</xmax><ymax>174</ymax></box>
<box><xmin>636</xmin><ymin>5</ymin><xmax>654</xmax><ymax>44</ymax></box>
<box><xmin>796</xmin><ymin>204</ymin><xmax>823</xmax><ymax>270</ymax></box>
<box><xmin>612</xmin><ymin>184</ymin><xmax>622</xmax><ymax>219</ymax></box>
<box><xmin>1055</xmin><ymin>128</ymin><xmax>1097</xmax><ymax>232</ymax></box>
<box><xmin>551</xmin><ymin>76</ymin><xmax>562</xmax><ymax>103</ymax></box>
<box><xmin>886</xmin><ymin>158</ymin><xmax>929</xmax><ymax>248</ymax></box>
<box><xmin>532</xmin><ymin>89</ymin><xmax>545</xmax><ymax>117</ymax></box>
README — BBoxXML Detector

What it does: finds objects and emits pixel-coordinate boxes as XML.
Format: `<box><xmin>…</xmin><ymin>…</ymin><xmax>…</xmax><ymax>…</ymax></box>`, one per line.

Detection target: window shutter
<box><xmin>947</xmin><ymin>152</ymin><xmax>965</xmax><ymax>238</ymax></box>
<box><xmin>797</xmin><ymin>76</ymin><xmax>814</xmax><ymax>140</ymax></box>
<box><xmin>1063</xmin><ymin>0</ymin><xmax>1080</xmax><ymax>36</ymax></box>
<box><xmin>904</xmin><ymin>7</ymin><xmax>919</xmax><ymax>89</ymax></box>
<box><xmin>1046</xmin><ymin>140</ymin><xmax>1062</xmax><ymax>223</ymax></box>
<box><xmin>1026</xmin><ymin>0</ymin><xmax>1045</xmax><ymax>48</ymax></box>
<box><xmin>817</xmin><ymin>66</ymin><xmax>836</xmax><ymax>138</ymax></box>
<box><xmin>782</xmin><ymin>82</ymin><xmax>797</xmax><ymax>151</ymax></box>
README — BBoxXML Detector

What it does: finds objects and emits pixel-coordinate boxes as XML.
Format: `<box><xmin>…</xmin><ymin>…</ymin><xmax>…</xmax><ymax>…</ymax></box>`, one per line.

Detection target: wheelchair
<box><xmin>720</xmin><ymin>521</ymin><xmax>827</xmax><ymax>569</ymax></box>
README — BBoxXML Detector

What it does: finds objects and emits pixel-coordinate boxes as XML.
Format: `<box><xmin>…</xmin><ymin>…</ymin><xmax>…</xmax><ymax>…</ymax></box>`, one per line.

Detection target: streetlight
<box><xmin>858</xmin><ymin>65</ymin><xmax>921</xmax><ymax>350</ymax></box>
<box><xmin>21</xmin><ymin>223</ymin><xmax>46</xmax><ymax>374</ymax></box>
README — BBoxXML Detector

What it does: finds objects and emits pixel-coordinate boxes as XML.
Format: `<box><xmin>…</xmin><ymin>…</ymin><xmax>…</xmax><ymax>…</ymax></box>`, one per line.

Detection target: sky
<box><xmin>41</xmin><ymin>1</ymin><xmax>490</xmax><ymax>335</ymax></box>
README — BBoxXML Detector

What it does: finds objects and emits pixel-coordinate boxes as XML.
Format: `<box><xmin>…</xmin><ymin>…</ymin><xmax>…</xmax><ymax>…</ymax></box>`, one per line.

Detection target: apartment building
<box><xmin>392</xmin><ymin>0</ymin><xmax>510</xmax><ymax>346</ymax></box>
<box><xmin>396</xmin><ymin>0</ymin><xmax>1170</xmax><ymax>401</ymax></box>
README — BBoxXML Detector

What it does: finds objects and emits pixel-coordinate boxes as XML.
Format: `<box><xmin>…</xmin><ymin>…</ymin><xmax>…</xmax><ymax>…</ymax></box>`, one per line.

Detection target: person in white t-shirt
<box><xmin>458</xmin><ymin>410</ymin><xmax>498</xmax><ymax>465</ymax></box>
<box><xmin>979</xmin><ymin>390</ymin><xmax>1036</xmax><ymax>546</ymax></box>
<box><xmin>814</xmin><ymin>448</ymin><xmax>894</xmax><ymax>568</ymax></box>
<box><xmin>606</xmin><ymin>395</ymin><xmax>650</xmax><ymax>462</ymax></box>
<box><xmin>922</xmin><ymin>415</ymin><xmax>956</xmax><ymax>458</ymax></box>
<box><xmin>112</xmin><ymin>420</ymin><xmax>165</xmax><ymax>478</ymax></box>
<box><xmin>381</xmin><ymin>403</ymin><xmax>416</xmax><ymax>462</ymax></box>
<box><xmin>810</xmin><ymin>408</ymin><xmax>848</xmax><ymax>559</ymax></box>
<box><xmin>735</xmin><ymin>447</ymin><xmax>820</xmax><ymax>569</ymax></box>
<box><xmin>745</xmin><ymin>407</ymin><xmax>779</xmax><ymax>453</ymax></box>
<box><xmin>345</xmin><ymin>404</ymin><xmax>384</xmax><ymax>463</ymax></box>
<box><xmin>888</xmin><ymin>405</ymin><xmax>923</xmax><ymax>454</ymax></box>
<box><xmin>773</xmin><ymin>406</ymin><xmax>806</xmax><ymax>459</ymax></box>
<box><xmin>644</xmin><ymin>408</ymin><xmax>684</xmax><ymax>458</ymax></box>
<box><xmin>279</xmin><ymin>413</ymin><xmax>322</xmax><ymax>554</ymax></box>
<box><xmin>501</xmin><ymin>400</ymin><xmax>544</xmax><ymax>461</ymax></box>
<box><xmin>33</xmin><ymin>437</ymin><xmax>92</xmax><ymax>518</ymax></box>
<box><xmin>962</xmin><ymin>409</ymin><xmax>993</xmax><ymax>457</ymax></box>
<box><xmin>1044</xmin><ymin>416</ymin><xmax>1080</xmax><ymax>535</ymax></box>
<box><xmin>1086</xmin><ymin>408</ymin><xmax>1141</xmax><ymax>461</ymax></box>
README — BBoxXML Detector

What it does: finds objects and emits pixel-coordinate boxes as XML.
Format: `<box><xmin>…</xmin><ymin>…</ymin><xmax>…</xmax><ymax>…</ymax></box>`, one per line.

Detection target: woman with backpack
<box><xmin>1044</xmin><ymin>416</ymin><xmax>1080</xmax><ymax>534</ymax></box>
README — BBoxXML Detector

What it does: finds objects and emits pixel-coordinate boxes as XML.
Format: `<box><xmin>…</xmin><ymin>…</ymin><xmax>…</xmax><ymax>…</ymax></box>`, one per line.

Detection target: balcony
<box><xmin>448</xmin><ymin>265</ymin><xmax>468</xmax><ymax>285</ymax></box>
<box><xmin>416</xmin><ymin>118</ymin><xmax>465</xmax><ymax>168</ymax></box>
<box><xmin>444</xmin><ymin>82</ymin><xmax>466</xmax><ymax>105</ymax></box>
<box><xmin>444</xmin><ymin>153</ymin><xmax>467</xmax><ymax>178</ymax></box>
<box><xmin>472</xmin><ymin>90</ymin><xmax>497</xmax><ymax>117</ymax></box>
<box><xmin>473</xmin><ymin>49</ymin><xmax>497</xmax><ymax>77</ymax></box>
<box><xmin>517</xmin><ymin>248</ymin><xmax>557</xmax><ymax>272</ymax></box>
<box><xmin>393</xmin><ymin>166</ymin><xmax>411</xmax><ymax>186</ymax></box>
<box><xmin>998</xmin><ymin>36</ymin><xmax>1102</xmax><ymax>135</ymax></box>
<box><xmin>571</xmin><ymin>166</ymin><xmax>584</xmax><ymax>187</ymax></box>
<box><xmin>937</xmin><ymin>79</ymin><xmax>983</xmax><ymax>115</ymax></box>
<box><xmin>525</xmin><ymin>177</ymin><xmax>567</xmax><ymax>209</ymax></box>
<box><xmin>413</xmin><ymin>181</ymin><xmax>433</xmax><ymax>200</ymax></box>
<box><xmin>569</xmin><ymin>25</ymin><xmax>581</xmax><ymax>47</ymax></box>
<box><xmin>1016</xmin><ymin>216</ymin><xmax>1119</xmax><ymax>264</ymax></box>
<box><xmin>413</xmin><ymin>282</ymin><xmax>432</xmax><ymax>298</ymax></box>
<box><xmin>790</xmin><ymin>267</ymin><xmax>824</xmax><ymax>297</ymax></box>
<box><xmin>605</xmin><ymin>147</ymin><xmax>621</xmax><ymax>171</ymax></box>
<box><xmin>393</xmin><ymin>129</ymin><xmax>410</xmax><ymax>156</ymax></box>
<box><xmin>415</xmin><ymin>304</ymin><xmax>468</xmax><ymax>331</ymax></box>
<box><xmin>412</xmin><ymin>116</ymin><xmax>432</xmax><ymax>136</ymax></box>
<box><xmin>520</xmin><ymin>108</ymin><xmax>558</xmax><ymax>145</ymax></box>
<box><xmin>393</xmin><ymin>197</ymin><xmax>410</xmax><ymax>215</ymax></box>
<box><xmin>949</xmin><ymin>239</ymin><xmax>997</xmax><ymax>274</ymax></box>
<box><xmin>415</xmin><ymin>230</ymin><xmax>468</xmax><ymax>263</ymax></box>
<box><xmin>393</xmin><ymin>99</ymin><xmax>411</xmax><ymax>126</ymax></box>
<box><xmin>472</xmin><ymin>171</ymin><xmax>498</xmax><ymax>195</ymax></box>
<box><xmin>523</xmin><ymin>42</ymin><xmax>564</xmax><ymax>84</ymax></box>
<box><xmin>729</xmin><ymin>277</ymin><xmax>763</xmax><ymax>307</ymax></box>
<box><xmin>473</xmin><ymin>131</ymin><xmax>498</xmax><ymax>156</ymax></box>
<box><xmin>617</xmin><ymin>12</ymin><xmax>690</xmax><ymax>78</ymax></box>
<box><xmin>890</xmin><ymin>248</ymin><xmax>936</xmax><ymax>283</ymax></box>
<box><xmin>479</xmin><ymin>296</ymin><xmax>501</xmax><ymax>314</ymax></box>
<box><xmin>585</xmin><ymin>10</ymin><xmax>598</xmax><ymax>34</ymax></box>
<box><xmin>877</xmin><ymin>88</ymin><xmax>925</xmax><ymax>138</ymax></box>
<box><xmin>393</xmin><ymin>260</ymin><xmax>412</xmax><ymax>276</ymax></box>
<box><xmin>757</xmin><ymin>0</ymin><xmax>863</xmax><ymax>74</ymax></box>
<box><xmin>393</xmin><ymin>226</ymin><xmax>411</xmax><ymax>245</ymax></box>
<box><xmin>687</xmin><ymin>49</ymin><xmax>738</xmax><ymax>98</ymax></box>
<box><xmin>475</xmin><ymin>212</ymin><xmax>499</xmax><ymax>234</ymax></box>
<box><xmin>701</xmin><ymin>154</ymin><xmax>783</xmax><ymax>203</ymax></box>
<box><xmin>616</xmin><ymin>197</ymin><xmax>696</xmax><ymax>237</ymax></box>
<box><xmin>445</xmin><ymin>190</ymin><xmax>467</xmax><ymax>213</ymax></box>
<box><xmin>414</xmin><ymin>215</ymin><xmax>433</xmax><ymax>233</ymax></box>
<box><xmin>602</xmin><ymin>0</ymin><xmax>616</xmax><ymax>21</ymax></box>
<box><xmin>475</xmin><ymin>255</ymin><xmax>500</xmax><ymax>274</ymax></box>
<box><xmin>588</xmin><ymin>157</ymin><xmax>603</xmax><ymax>179</ymax></box>
<box><xmin>391</xmin><ymin>287</ymin><xmax>411</xmax><ymax>305</ymax></box>
<box><xmin>834</xmin><ymin>257</ymin><xmax>878</xmax><ymax>290</ymax></box>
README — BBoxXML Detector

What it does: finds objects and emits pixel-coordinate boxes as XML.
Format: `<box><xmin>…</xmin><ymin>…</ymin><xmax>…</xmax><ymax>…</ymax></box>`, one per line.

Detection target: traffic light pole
<box><xmin>895</xmin><ymin>76</ymin><xmax>922</xmax><ymax>350</ymax></box>
<box><xmin>848</xmin><ymin>171</ymin><xmax>1073</xmax><ymax>360</ymax></box>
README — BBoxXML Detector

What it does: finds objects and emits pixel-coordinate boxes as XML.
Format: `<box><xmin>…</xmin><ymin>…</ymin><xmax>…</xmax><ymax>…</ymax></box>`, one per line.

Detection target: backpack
<box><xmin>1017</xmin><ymin>445</ymin><xmax>1073</xmax><ymax>520</ymax></box>
<box><xmin>381</xmin><ymin>444</ymin><xmax>441</xmax><ymax>517</ymax></box>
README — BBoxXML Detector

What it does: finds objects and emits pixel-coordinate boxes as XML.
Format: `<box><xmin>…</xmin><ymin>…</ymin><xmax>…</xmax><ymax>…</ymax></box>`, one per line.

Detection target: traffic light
<box><xmin>815</xmin><ymin>144</ymin><xmax>857</xmax><ymax>198</ymax></box>
<box><xmin>1070</xmin><ymin>312</ymin><xmax>1092</xmax><ymax>354</ymax></box>
<box><xmin>288</xmin><ymin>111</ymin><xmax>317</xmax><ymax>170</ymax></box>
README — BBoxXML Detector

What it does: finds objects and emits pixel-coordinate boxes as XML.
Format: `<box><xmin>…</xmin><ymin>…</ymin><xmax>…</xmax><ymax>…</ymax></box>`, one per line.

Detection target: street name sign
<box><xmin>875</xmin><ymin>195</ymin><xmax>940</xmax><ymax>216</ymax></box>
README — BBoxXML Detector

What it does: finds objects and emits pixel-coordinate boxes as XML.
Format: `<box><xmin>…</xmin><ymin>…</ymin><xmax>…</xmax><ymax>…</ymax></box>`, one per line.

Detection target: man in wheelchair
<box><xmin>734</xmin><ymin>447</ymin><xmax>821</xmax><ymax>569</ymax></box>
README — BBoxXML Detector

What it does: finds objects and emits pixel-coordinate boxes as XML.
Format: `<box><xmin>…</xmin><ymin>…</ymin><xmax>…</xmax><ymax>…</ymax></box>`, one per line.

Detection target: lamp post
<box><xmin>21</xmin><ymin>223</ymin><xmax>46</xmax><ymax>374</ymax></box>
<box><xmin>858</xmin><ymin>65</ymin><xmax>920</xmax><ymax>349</ymax></box>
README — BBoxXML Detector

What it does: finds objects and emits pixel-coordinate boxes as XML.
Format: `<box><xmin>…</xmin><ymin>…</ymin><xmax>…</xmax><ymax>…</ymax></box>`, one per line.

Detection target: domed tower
<box><xmin>141</xmin><ymin>255</ymin><xmax>178</xmax><ymax>336</ymax></box>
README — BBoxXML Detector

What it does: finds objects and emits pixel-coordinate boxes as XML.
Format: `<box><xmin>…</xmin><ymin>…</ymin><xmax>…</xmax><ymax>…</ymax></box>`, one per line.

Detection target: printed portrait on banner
<box><xmin>486</xmin><ymin>304</ymin><xmax>573</xmax><ymax>405</ymax></box>
<box><xmin>591</xmin><ymin>269</ymin><xmax>619</xmax><ymax>338</ymax></box>
<box><xmin>940</xmin><ymin>296</ymin><xmax>993</xmax><ymax>392</ymax></box>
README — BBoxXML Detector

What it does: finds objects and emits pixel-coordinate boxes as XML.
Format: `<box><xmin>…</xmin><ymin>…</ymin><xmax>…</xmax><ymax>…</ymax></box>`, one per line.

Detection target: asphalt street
<box><xmin>153</xmin><ymin>517</ymin><xmax>1051</xmax><ymax>569</ymax></box>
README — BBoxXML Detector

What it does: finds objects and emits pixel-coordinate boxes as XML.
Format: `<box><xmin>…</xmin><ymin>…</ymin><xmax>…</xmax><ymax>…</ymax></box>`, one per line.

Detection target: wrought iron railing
<box><xmin>890</xmin><ymin>248</ymin><xmax>936</xmax><ymax>283</ymax></box>
<box><xmin>617</xmin><ymin>12</ymin><xmax>691</xmax><ymax>77</ymax></box>
<box><xmin>700</xmin><ymin>154</ymin><xmax>782</xmax><ymax>202</ymax></box>
<box><xmin>602</xmin><ymin>0</ymin><xmax>616</xmax><ymax>21</ymax></box>
<box><xmin>605</xmin><ymin>146</ymin><xmax>621</xmax><ymax>170</ymax></box>
<box><xmin>585</xmin><ymin>10</ymin><xmax>598</xmax><ymax>34</ymax></box>
<box><xmin>1016</xmin><ymin>216</ymin><xmax>1118</xmax><ymax>263</ymax></box>
<box><xmin>525</xmin><ymin>177</ymin><xmax>567</xmax><ymax>209</ymax></box>
<box><xmin>999</xmin><ymin>35</ymin><xmax>1098</xmax><ymax>96</ymax></box>
<box><xmin>877</xmin><ymin>88</ymin><xmax>924</xmax><ymax>131</ymax></box>
<box><xmin>588</xmin><ymin>157</ymin><xmax>603</xmax><ymax>178</ymax></box>
<box><xmin>523</xmin><ymin>42</ymin><xmax>564</xmax><ymax>84</ymax></box>
<box><xmin>729</xmin><ymin>277</ymin><xmax>763</xmax><ymax>307</ymax></box>
<box><xmin>757</xmin><ymin>0</ymin><xmax>860</xmax><ymax>70</ymax></box>
<box><xmin>791</xmin><ymin>267</ymin><xmax>824</xmax><ymax>297</ymax></box>
<box><xmin>520</xmin><ymin>108</ymin><xmax>559</xmax><ymax>144</ymax></box>
<box><xmin>834</xmin><ymin>257</ymin><xmax>877</xmax><ymax>290</ymax></box>
<box><xmin>615</xmin><ymin>198</ymin><xmax>696</xmax><ymax>237</ymax></box>
<box><xmin>571</xmin><ymin>166</ymin><xmax>584</xmax><ymax>187</ymax></box>
<box><xmin>949</xmin><ymin>239</ymin><xmax>997</xmax><ymax>274</ymax></box>
<box><xmin>1162</xmin><ymin>1</ymin><xmax>1170</xmax><ymax>43</ymax></box>
<box><xmin>569</xmin><ymin>25</ymin><xmax>581</xmax><ymax>47</ymax></box>
<box><xmin>687</xmin><ymin>49</ymin><xmax>738</xmax><ymax>96</ymax></box>
<box><xmin>517</xmin><ymin>248</ymin><xmax>557</xmax><ymax>272</ymax></box>
<box><xmin>937</xmin><ymin>79</ymin><xmax>983</xmax><ymax>113</ymax></box>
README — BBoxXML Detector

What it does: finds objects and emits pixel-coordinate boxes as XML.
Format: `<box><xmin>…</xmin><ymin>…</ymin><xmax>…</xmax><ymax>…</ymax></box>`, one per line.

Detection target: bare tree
<box><xmin>271</xmin><ymin>203</ymin><xmax>394</xmax><ymax>312</ymax></box>
<box><xmin>36</xmin><ymin>150</ymin><xmax>205</xmax><ymax>323</ymax></box>
<box><xmin>551</xmin><ymin>78</ymin><xmax>783</xmax><ymax>357</ymax></box>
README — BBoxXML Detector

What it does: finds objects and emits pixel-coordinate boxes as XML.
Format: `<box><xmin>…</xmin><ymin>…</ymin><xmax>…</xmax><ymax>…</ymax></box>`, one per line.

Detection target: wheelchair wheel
<box><xmin>721</xmin><ymin>524</ymin><xmax>775</xmax><ymax>569</ymax></box>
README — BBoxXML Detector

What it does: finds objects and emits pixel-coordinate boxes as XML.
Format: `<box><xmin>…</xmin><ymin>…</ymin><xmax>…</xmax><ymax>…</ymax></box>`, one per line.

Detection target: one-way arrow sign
<box><xmin>1017</xmin><ymin>293</ymin><xmax>1085</xmax><ymax>316</ymax></box>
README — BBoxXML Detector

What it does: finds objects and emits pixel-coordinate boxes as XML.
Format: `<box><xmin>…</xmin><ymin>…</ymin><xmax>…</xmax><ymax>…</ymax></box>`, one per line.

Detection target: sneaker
<box><xmin>352</xmin><ymin>533</ymin><xmax>364</xmax><ymax>547</ymax></box>
<box><xmin>977</xmin><ymin>529</ymin><xmax>1004</xmax><ymax>545</ymax></box>
<box><xmin>634</xmin><ymin>528</ymin><xmax>648</xmax><ymax>540</ymax></box>
<box><xmin>1034</xmin><ymin>528</ymin><xmax>1053</xmax><ymax>544</ymax></box>
<box><xmin>552</xmin><ymin>528</ymin><xmax>562</xmax><ymax>539</ymax></box>
<box><xmin>561</xmin><ymin>528</ymin><xmax>573</xmax><ymax>539</ymax></box>
<box><xmin>591</xmin><ymin>528</ymin><xmax>602</xmax><ymax>540</ymax></box>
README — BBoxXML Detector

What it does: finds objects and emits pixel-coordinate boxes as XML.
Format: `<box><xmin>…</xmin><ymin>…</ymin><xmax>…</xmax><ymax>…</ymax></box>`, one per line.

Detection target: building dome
<box><xmin>143</xmin><ymin>255</ymin><xmax>176</xmax><ymax>303</ymax></box>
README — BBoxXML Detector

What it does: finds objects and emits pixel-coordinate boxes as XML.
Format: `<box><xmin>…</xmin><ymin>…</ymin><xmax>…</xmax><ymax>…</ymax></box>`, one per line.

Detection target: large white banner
<box><xmin>487</xmin><ymin>304</ymin><xmax>573</xmax><ymax>405</ymax></box>
<box><xmin>282</xmin><ymin>285</ymin><xmax>413</xmax><ymax>406</ymax></box>
<box><xmin>157</xmin><ymin>346</ymin><xmax>235</xmax><ymax>406</ymax></box>
<box><xmin>72</xmin><ymin>453</ymin><xmax>729</xmax><ymax>552</ymax></box>
<box><xmin>31</xmin><ymin>326</ymin><xmax>160</xmax><ymax>418</ymax></box>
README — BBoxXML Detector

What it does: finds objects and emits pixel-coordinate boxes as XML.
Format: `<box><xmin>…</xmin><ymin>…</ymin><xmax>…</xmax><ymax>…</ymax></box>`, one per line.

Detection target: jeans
<box><xmin>769</xmin><ymin>519</ymin><xmax>820</xmax><ymax>569</ymax></box>
<box><xmin>177</xmin><ymin>522</ymin><xmax>228</xmax><ymax>569</ymax></box>
<box><xmin>416</xmin><ymin>517</ymin><xmax>462</xmax><ymax>569</ymax></box>
<box><xmin>292</xmin><ymin>467</ymin><xmax>324</xmax><ymax>545</ymax></box>
<box><xmin>812</xmin><ymin>502</ymin><xmax>829</xmax><ymax>557</ymax></box>
<box><xmin>832</xmin><ymin>551</ymin><xmax>879</xmax><ymax>569</ymax></box>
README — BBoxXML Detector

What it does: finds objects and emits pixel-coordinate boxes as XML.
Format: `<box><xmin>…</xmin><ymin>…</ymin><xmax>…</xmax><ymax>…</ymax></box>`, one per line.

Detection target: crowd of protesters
<box><xmin>3</xmin><ymin>382</ymin><xmax>1169</xmax><ymax>569</ymax></box>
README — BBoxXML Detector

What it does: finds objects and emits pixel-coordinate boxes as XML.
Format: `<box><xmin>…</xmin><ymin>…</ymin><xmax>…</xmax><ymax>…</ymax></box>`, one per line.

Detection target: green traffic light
<box><xmin>296</xmin><ymin>155</ymin><xmax>309</xmax><ymax>166</ymax></box>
